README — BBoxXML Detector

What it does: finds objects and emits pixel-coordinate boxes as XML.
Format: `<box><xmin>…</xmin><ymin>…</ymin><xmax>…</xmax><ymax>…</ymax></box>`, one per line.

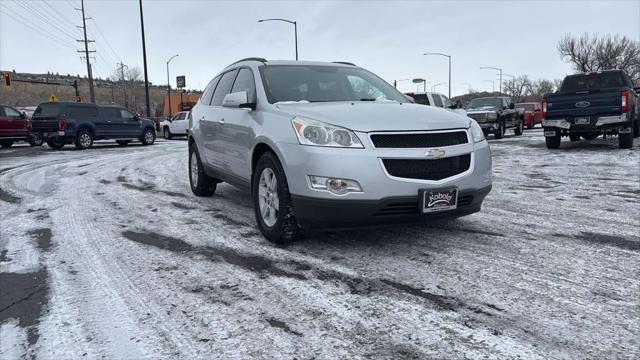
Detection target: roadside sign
<box><xmin>49</xmin><ymin>95</ymin><xmax>58</xmax><ymax>102</ymax></box>
<box><xmin>176</xmin><ymin>75</ymin><xmax>185</xmax><ymax>89</ymax></box>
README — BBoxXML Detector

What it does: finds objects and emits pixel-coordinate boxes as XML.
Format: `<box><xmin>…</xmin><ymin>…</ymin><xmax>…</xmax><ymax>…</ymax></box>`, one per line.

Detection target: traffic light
<box><xmin>3</xmin><ymin>73</ymin><xmax>10</xmax><ymax>86</ymax></box>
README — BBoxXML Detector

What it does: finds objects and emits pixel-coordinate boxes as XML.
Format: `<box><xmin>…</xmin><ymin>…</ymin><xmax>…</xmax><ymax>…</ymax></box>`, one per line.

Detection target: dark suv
<box><xmin>31</xmin><ymin>102</ymin><xmax>157</xmax><ymax>150</ymax></box>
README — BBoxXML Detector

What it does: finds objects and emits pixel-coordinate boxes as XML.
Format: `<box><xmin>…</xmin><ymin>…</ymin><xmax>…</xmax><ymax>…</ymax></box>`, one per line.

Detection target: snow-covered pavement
<box><xmin>1</xmin><ymin>130</ymin><xmax>639</xmax><ymax>359</ymax></box>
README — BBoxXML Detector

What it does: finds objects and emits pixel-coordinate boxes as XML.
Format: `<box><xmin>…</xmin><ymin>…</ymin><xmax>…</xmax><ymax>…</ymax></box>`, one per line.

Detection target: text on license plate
<box><xmin>421</xmin><ymin>188</ymin><xmax>458</xmax><ymax>213</ymax></box>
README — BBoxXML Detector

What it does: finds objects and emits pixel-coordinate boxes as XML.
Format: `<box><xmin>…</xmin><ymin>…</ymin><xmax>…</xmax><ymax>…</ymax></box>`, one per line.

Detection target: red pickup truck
<box><xmin>0</xmin><ymin>105</ymin><xmax>43</xmax><ymax>148</ymax></box>
<box><xmin>515</xmin><ymin>102</ymin><xmax>543</xmax><ymax>129</ymax></box>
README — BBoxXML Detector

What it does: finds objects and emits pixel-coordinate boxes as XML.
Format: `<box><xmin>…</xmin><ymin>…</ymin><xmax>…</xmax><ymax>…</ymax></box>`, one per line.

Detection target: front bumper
<box><xmin>291</xmin><ymin>185</ymin><xmax>492</xmax><ymax>229</ymax></box>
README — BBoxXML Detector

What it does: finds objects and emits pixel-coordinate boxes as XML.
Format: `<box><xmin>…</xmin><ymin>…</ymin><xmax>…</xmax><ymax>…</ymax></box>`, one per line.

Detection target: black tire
<box><xmin>116</xmin><ymin>140</ymin><xmax>131</xmax><ymax>146</ymax></box>
<box><xmin>494</xmin><ymin>121</ymin><xmax>504</xmax><ymax>139</ymax></box>
<box><xmin>569</xmin><ymin>133</ymin><xmax>581</xmax><ymax>142</ymax></box>
<box><xmin>46</xmin><ymin>139</ymin><xmax>65</xmax><ymax>149</ymax></box>
<box><xmin>527</xmin><ymin>117</ymin><xmax>534</xmax><ymax>130</ymax></box>
<box><xmin>140</xmin><ymin>128</ymin><xmax>156</xmax><ymax>145</ymax></box>
<box><xmin>514</xmin><ymin>118</ymin><xmax>524</xmax><ymax>136</ymax></box>
<box><xmin>27</xmin><ymin>136</ymin><xmax>43</xmax><ymax>147</ymax></box>
<box><xmin>74</xmin><ymin>129</ymin><xmax>93</xmax><ymax>150</ymax></box>
<box><xmin>0</xmin><ymin>140</ymin><xmax>14</xmax><ymax>148</ymax></box>
<box><xmin>163</xmin><ymin>127</ymin><xmax>172</xmax><ymax>140</ymax></box>
<box><xmin>252</xmin><ymin>151</ymin><xmax>303</xmax><ymax>244</ymax></box>
<box><xmin>545</xmin><ymin>132</ymin><xmax>561</xmax><ymax>149</ymax></box>
<box><xmin>619</xmin><ymin>128</ymin><xmax>633</xmax><ymax>149</ymax></box>
<box><xmin>189</xmin><ymin>143</ymin><xmax>217</xmax><ymax>196</ymax></box>
<box><xmin>632</xmin><ymin>112</ymin><xmax>639</xmax><ymax>139</ymax></box>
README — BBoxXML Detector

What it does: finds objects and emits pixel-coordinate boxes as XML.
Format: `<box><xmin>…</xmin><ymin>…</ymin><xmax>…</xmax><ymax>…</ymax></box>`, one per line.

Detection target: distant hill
<box><xmin>0</xmin><ymin>70</ymin><xmax>200</xmax><ymax>116</ymax></box>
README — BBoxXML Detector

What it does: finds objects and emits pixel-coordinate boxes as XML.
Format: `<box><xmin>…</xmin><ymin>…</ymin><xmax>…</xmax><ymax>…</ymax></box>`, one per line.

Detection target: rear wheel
<box><xmin>141</xmin><ymin>128</ymin><xmax>155</xmax><ymax>145</ymax></box>
<box><xmin>74</xmin><ymin>129</ymin><xmax>93</xmax><ymax>150</ymax></box>
<box><xmin>619</xmin><ymin>128</ymin><xmax>634</xmax><ymax>149</ymax></box>
<box><xmin>189</xmin><ymin>143</ymin><xmax>217</xmax><ymax>196</ymax></box>
<box><xmin>28</xmin><ymin>136</ymin><xmax>43</xmax><ymax>147</ymax></box>
<box><xmin>633</xmin><ymin>113</ymin><xmax>639</xmax><ymax>139</ymax></box>
<box><xmin>116</xmin><ymin>140</ymin><xmax>131</xmax><ymax>146</ymax></box>
<box><xmin>545</xmin><ymin>132</ymin><xmax>561</xmax><ymax>149</ymax></box>
<box><xmin>569</xmin><ymin>133</ymin><xmax>581</xmax><ymax>142</ymax></box>
<box><xmin>527</xmin><ymin>116</ymin><xmax>534</xmax><ymax>129</ymax></box>
<box><xmin>163</xmin><ymin>127</ymin><xmax>172</xmax><ymax>139</ymax></box>
<box><xmin>46</xmin><ymin>139</ymin><xmax>65</xmax><ymax>149</ymax></box>
<box><xmin>252</xmin><ymin>151</ymin><xmax>303</xmax><ymax>244</ymax></box>
<box><xmin>514</xmin><ymin>118</ymin><xmax>524</xmax><ymax>136</ymax></box>
<box><xmin>0</xmin><ymin>140</ymin><xmax>14</xmax><ymax>148</ymax></box>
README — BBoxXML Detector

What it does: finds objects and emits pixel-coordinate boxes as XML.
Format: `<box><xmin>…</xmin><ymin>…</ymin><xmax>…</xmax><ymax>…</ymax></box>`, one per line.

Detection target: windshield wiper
<box><xmin>359</xmin><ymin>98</ymin><xmax>377</xmax><ymax>101</ymax></box>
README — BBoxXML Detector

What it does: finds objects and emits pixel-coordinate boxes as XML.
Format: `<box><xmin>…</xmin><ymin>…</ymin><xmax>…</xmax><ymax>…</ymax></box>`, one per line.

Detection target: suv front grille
<box><xmin>382</xmin><ymin>154</ymin><xmax>471</xmax><ymax>181</ymax></box>
<box><xmin>370</xmin><ymin>131</ymin><xmax>468</xmax><ymax>148</ymax></box>
<box><xmin>467</xmin><ymin>113</ymin><xmax>486</xmax><ymax>122</ymax></box>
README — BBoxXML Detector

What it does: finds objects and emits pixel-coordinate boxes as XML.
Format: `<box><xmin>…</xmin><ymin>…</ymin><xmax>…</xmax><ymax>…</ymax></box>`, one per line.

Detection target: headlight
<box><xmin>486</xmin><ymin>112</ymin><xmax>497</xmax><ymax>120</ymax></box>
<box><xmin>292</xmin><ymin>117</ymin><xmax>363</xmax><ymax>148</ymax></box>
<box><xmin>469</xmin><ymin>120</ymin><xmax>485</xmax><ymax>143</ymax></box>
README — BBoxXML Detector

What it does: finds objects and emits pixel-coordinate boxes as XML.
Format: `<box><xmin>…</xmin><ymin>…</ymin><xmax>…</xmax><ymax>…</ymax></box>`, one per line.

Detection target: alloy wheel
<box><xmin>190</xmin><ymin>152</ymin><xmax>199</xmax><ymax>186</ymax></box>
<box><xmin>258</xmin><ymin>168</ymin><xmax>279</xmax><ymax>227</ymax></box>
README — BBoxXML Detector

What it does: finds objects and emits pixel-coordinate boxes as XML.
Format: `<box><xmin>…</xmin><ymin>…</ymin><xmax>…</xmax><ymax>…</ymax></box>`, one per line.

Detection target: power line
<box><xmin>39</xmin><ymin>0</ymin><xmax>83</xmax><ymax>36</ymax></box>
<box><xmin>12</xmin><ymin>1</ymin><xmax>79</xmax><ymax>42</ymax></box>
<box><xmin>89</xmin><ymin>18</ymin><xmax>122</xmax><ymax>63</ymax></box>
<box><xmin>0</xmin><ymin>7</ymin><xmax>77</xmax><ymax>50</ymax></box>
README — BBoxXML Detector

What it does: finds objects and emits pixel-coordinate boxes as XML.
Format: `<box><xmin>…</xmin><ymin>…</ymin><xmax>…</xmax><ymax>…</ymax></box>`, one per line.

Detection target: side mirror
<box><xmin>509</xmin><ymin>103</ymin><xmax>515</xmax><ymax>109</ymax></box>
<box><xmin>20</xmin><ymin>111</ymin><xmax>27</xmax><ymax>119</ymax></box>
<box><xmin>223</xmin><ymin>91</ymin><xmax>254</xmax><ymax>109</ymax></box>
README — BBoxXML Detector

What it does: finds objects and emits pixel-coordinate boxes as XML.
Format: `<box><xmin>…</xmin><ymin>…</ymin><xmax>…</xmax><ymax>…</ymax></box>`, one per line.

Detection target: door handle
<box><xmin>218</xmin><ymin>118</ymin><xmax>225</xmax><ymax>125</ymax></box>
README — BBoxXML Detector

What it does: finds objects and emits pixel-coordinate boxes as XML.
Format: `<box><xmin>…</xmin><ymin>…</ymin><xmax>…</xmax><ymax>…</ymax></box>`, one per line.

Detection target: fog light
<box><xmin>308</xmin><ymin>175</ymin><xmax>362</xmax><ymax>195</ymax></box>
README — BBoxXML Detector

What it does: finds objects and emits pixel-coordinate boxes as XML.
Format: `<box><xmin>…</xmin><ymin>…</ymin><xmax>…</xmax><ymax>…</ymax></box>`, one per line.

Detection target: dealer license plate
<box><xmin>421</xmin><ymin>188</ymin><xmax>458</xmax><ymax>213</ymax></box>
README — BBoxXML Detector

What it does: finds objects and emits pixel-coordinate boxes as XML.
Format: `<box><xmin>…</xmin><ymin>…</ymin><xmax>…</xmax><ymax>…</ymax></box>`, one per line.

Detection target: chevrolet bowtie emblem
<box><xmin>426</xmin><ymin>149</ymin><xmax>446</xmax><ymax>159</ymax></box>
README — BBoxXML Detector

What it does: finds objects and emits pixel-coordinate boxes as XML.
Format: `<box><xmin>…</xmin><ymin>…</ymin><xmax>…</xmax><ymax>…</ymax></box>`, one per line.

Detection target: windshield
<box><xmin>516</xmin><ymin>103</ymin><xmax>535</xmax><ymax>111</ymax></box>
<box><xmin>261</xmin><ymin>65</ymin><xmax>407</xmax><ymax>104</ymax></box>
<box><xmin>466</xmin><ymin>98</ymin><xmax>501</xmax><ymax>109</ymax></box>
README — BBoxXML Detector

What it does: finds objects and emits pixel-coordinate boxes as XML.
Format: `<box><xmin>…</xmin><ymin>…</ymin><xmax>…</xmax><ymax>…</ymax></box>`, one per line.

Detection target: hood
<box><xmin>274</xmin><ymin>102</ymin><xmax>470</xmax><ymax>132</ymax></box>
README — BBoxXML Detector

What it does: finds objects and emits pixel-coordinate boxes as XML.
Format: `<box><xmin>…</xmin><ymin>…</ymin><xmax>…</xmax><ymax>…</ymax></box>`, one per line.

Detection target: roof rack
<box><xmin>333</xmin><ymin>61</ymin><xmax>356</xmax><ymax>66</ymax></box>
<box><xmin>228</xmin><ymin>57</ymin><xmax>268</xmax><ymax>67</ymax></box>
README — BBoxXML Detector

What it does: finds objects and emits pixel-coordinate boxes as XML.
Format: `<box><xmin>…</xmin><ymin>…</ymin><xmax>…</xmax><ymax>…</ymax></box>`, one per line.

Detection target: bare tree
<box><xmin>529</xmin><ymin>79</ymin><xmax>556</xmax><ymax>99</ymax></box>
<box><xmin>504</xmin><ymin>75</ymin><xmax>531</xmax><ymax>102</ymax></box>
<box><xmin>558</xmin><ymin>33</ymin><xmax>640</xmax><ymax>83</ymax></box>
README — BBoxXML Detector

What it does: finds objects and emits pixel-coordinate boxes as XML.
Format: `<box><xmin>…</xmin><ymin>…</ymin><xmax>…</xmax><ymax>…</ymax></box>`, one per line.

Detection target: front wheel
<box><xmin>140</xmin><ymin>128</ymin><xmax>155</xmax><ymax>145</ymax></box>
<box><xmin>0</xmin><ymin>140</ymin><xmax>14</xmax><ymax>148</ymax></box>
<box><xmin>163</xmin><ymin>127</ymin><xmax>172</xmax><ymax>139</ymax></box>
<box><xmin>189</xmin><ymin>143</ymin><xmax>217</xmax><ymax>196</ymax></box>
<box><xmin>28</xmin><ymin>136</ymin><xmax>44</xmax><ymax>147</ymax></box>
<box><xmin>252</xmin><ymin>152</ymin><xmax>303</xmax><ymax>244</ymax></box>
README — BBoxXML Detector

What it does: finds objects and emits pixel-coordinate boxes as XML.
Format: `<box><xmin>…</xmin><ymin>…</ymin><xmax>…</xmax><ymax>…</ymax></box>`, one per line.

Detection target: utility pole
<box><xmin>117</xmin><ymin>62</ymin><xmax>128</xmax><ymax>108</ymax></box>
<box><xmin>139</xmin><ymin>0</ymin><xmax>151</xmax><ymax>117</ymax></box>
<box><xmin>76</xmin><ymin>0</ymin><xmax>95</xmax><ymax>103</ymax></box>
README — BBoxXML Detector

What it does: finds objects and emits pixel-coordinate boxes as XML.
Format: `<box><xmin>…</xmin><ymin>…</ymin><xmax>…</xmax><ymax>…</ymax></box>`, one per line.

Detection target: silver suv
<box><xmin>188</xmin><ymin>58</ymin><xmax>492</xmax><ymax>243</ymax></box>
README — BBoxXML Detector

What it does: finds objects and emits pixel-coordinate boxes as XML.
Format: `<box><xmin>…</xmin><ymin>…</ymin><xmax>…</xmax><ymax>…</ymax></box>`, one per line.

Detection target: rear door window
<box><xmin>176</xmin><ymin>112</ymin><xmax>186</xmax><ymax>120</ymax></box>
<box><xmin>33</xmin><ymin>103</ymin><xmax>60</xmax><ymax>118</ymax></box>
<box><xmin>431</xmin><ymin>94</ymin><xmax>444</xmax><ymax>107</ymax></box>
<box><xmin>211</xmin><ymin>70</ymin><xmax>239</xmax><ymax>106</ymax></box>
<box><xmin>68</xmin><ymin>106</ymin><xmax>98</xmax><ymax>118</ymax></box>
<box><xmin>102</xmin><ymin>108</ymin><xmax>120</xmax><ymax>118</ymax></box>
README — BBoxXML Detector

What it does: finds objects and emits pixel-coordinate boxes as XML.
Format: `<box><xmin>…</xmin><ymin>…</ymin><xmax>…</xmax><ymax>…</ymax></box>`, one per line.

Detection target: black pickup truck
<box><xmin>31</xmin><ymin>102</ymin><xmax>157</xmax><ymax>150</ymax></box>
<box><xmin>465</xmin><ymin>96</ymin><xmax>524</xmax><ymax>139</ymax></box>
<box><xmin>542</xmin><ymin>70</ymin><xmax>639</xmax><ymax>149</ymax></box>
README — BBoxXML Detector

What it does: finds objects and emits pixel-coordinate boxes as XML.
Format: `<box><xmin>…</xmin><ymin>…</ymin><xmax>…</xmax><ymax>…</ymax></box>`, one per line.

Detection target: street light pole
<box><xmin>139</xmin><ymin>0</ymin><xmax>151</xmax><ymax>117</ymax></box>
<box><xmin>258</xmin><ymin>18</ymin><xmax>298</xmax><ymax>60</ymax></box>
<box><xmin>480</xmin><ymin>66</ymin><xmax>502</xmax><ymax>95</ymax></box>
<box><xmin>423</xmin><ymin>52</ymin><xmax>451</xmax><ymax>98</ymax></box>
<box><xmin>166</xmin><ymin>54</ymin><xmax>179</xmax><ymax>117</ymax></box>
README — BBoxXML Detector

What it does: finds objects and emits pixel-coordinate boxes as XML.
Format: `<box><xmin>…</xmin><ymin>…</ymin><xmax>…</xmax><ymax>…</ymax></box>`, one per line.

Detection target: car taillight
<box><xmin>58</xmin><ymin>118</ymin><xmax>67</xmax><ymax>131</ymax></box>
<box><xmin>621</xmin><ymin>90</ymin><xmax>629</xmax><ymax>112</ymax></box>
<box><xmin>541</xmin><ymin>99</ymin><xmax>548</xmax><ymax>118</ymax></box>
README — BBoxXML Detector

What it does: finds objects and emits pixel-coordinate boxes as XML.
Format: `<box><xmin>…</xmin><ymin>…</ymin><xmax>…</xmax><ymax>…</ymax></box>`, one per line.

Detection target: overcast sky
<box><xmin>1</xmin><ymin>0</ymin><xmax>639</xmax><ymax>96</ymax></box>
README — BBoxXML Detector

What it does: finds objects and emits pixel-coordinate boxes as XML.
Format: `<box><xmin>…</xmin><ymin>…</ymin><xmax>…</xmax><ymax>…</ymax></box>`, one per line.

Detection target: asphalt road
<box><xmin>1</xmin><ymin>129</ymin><xmax>639</xmax><ymax>359</ymax></box>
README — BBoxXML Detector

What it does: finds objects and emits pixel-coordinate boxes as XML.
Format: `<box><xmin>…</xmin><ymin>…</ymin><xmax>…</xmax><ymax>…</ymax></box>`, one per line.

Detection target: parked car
<box><xmin>465</xmin><ymin>96</ymin><xmax>524</xmax><ymax>139</ymax></box>
<box><xmin>404</xmin><ymin>91</ymin><xmax>467</xmax><ymax>117</ymax></box>
<box><xmin>188</xmin><ymin>58</ymin><xmax>492</xmax><ymax>243</ymax></box>
<box><xmin>0</xmin><ymin>105</ymin><xmax>43</xmax><ymax>148</ymax></box>
<box><xmin>542</xmin><ymin>70</ymin><xmax>639</xmax><ymax>149</ymax></box>
<box><xmin>515</xmin><ymin>102</ymin><xmax>542</xmax><ymax>129</ymax></box>
<box><xmin>160</xmin><ymin>111</ymin><xmax>189</xmax><ymax>139</ymax></box>
<box><xmin>30</xmin><ymin>101</ymin><xmax>157</xmax><ymax>150</ymax></box>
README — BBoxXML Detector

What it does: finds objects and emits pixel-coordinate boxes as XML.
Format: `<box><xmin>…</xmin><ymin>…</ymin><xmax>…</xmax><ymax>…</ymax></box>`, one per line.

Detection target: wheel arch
<box><xmin>251</xmin><ymin>140</ymin><xmax>286</xmax><ymax>180</ymax></box>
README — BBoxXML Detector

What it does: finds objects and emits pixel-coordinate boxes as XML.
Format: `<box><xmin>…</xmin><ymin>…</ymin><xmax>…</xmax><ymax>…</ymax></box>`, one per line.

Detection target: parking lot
<box><xmin>0</xmin><ymin>129</ymin><xmax>639</xmax><ymax>359</ymax></box>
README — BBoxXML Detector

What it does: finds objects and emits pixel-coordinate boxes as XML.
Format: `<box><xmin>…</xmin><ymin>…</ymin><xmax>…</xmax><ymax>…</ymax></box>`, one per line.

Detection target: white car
<box><xmin>404</xmin><ymin>91</ymin><xmax>467</xmax><ymax>117</ymax></box>
<box><xmin>161</xmin><ymin>111</ymin><xmax>189</xmax><ymax>139</ymax></box>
